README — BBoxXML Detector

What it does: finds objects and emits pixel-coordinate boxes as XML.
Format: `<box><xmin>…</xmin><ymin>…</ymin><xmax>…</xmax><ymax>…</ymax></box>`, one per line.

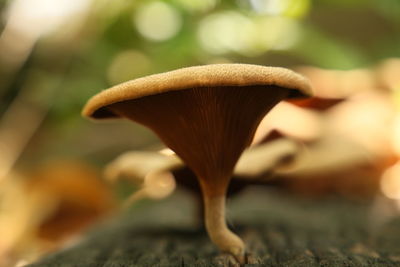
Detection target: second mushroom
<box><xmin>82</xmin><ymin>64</ymin><xmax>311</xmax><ymax>263</ymax></box>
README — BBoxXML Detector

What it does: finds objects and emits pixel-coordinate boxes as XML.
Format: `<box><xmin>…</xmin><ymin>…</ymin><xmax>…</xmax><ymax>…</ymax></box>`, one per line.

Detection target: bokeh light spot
<box><xmin>107</xmin><ymin>50</ymin><xmax>151</xmax><ymax>85</ymax></box>
<box><xmin>381</xmin><ymin>162</ymin><xmax>400</xmax><ymax>200</ymax></box>
<box><xmin>256</xmin><ymin>16</ymin><xmax>301</xmax><ymax>51</ymax></box>
<box><xmin>198</xmin><ymin>11</ymin><xmax>301</xmax><ymax>56</ymax></box>
<box><xmin>175</xmin><ymin>0</ymin><xmax>218</xmax><ymax>13</ymax></box>
<box><xmin>197</xmin><ymin>11</ymin><xmax>259</xmax><ymax>56</ymax></box>
<box><xmin>248</xmin><ymin>0</ymin><xmax>310</xmax><ymax>17</ymax></box>
<box><xmin>133</xmin><ymin>1</ymin><xmax>182</xmax><ymax>42</ymax></box>
<box><xmin>391</xmin><ymin>114</ymin><xmax>400</xmax><ymax>156</ymax></box>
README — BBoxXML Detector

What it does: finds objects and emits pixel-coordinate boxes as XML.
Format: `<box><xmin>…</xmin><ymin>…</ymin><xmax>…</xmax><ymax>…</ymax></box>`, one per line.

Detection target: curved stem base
<box><xmin>204</xmin><ymin>194</ymin><xmax>245</xmax><ymax>264</ymax></box>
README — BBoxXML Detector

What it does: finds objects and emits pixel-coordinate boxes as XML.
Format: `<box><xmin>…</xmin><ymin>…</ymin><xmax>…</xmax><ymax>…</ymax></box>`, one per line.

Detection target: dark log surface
<box><xmin>29</xmin><ymin>187</ymin><xmax>400</xmax><ymax>266</ymax></box>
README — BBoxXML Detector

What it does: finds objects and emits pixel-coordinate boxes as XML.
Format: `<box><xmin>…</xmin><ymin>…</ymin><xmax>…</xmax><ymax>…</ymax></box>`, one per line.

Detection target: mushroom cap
<box><xmin>83</xmin><ymin>64</ymin><xmax>312</xmax><ymax>119</ymax></box>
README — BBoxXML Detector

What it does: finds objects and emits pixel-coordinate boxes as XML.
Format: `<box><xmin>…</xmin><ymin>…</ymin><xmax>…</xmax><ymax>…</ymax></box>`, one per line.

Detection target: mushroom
<box><xmin>122</xmin><ymin>168</ymin><xmax>177</xmax><ymax>209</ymax></box>
<box><xmin>104</xmin><ymin>150</ymin><xmax>181</xmax><ymax>184</ymax></box>
<box><xmin>104</xmin><ymin>150</ymin><xmax>180</xmax><ymax>208</ymax></box>
<box><xmin>82</xmin><ymin>64</ymin><xmax>311</xmax><ymax>263</ymax></box>
<box><xmin>105</xmin><ymin>137</ymin><xmax>300</xmax><ymax>211</ymax></box>
<box><xmin>235</xmin><ymin>137</ymin><xmax>299</xmax><ymax>177</ymax></box>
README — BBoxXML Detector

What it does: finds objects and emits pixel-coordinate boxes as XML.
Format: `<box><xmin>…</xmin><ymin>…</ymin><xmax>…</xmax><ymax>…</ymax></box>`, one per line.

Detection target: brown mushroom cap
<box><xmin>83</xmin><ymin>64</ymin><xmax>312</xmax><ymax>119</ymax></box>
<box><xmin>82</xmin><ymin>63</ymin><xmax>312</xmax><ymax>262</ymax></box>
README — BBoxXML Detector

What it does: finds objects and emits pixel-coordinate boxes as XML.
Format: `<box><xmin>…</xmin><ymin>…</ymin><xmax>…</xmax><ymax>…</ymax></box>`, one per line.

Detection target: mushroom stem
<box><xmin>201</xmin><ymin>181</ymin><xmax>245</xmax><ymax>263</ymax></box>
<box><xmin>122</xmin><ymin>188</ymin><xmax>147</xmax><ymax>209</ymax></box>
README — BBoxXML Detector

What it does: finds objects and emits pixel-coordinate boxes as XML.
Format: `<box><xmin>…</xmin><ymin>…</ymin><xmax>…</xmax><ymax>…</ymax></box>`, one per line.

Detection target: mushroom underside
<box><xmin>106</xmin><ymin>85</ymin><xmax>290</xmax><ymax>262</ymax></box>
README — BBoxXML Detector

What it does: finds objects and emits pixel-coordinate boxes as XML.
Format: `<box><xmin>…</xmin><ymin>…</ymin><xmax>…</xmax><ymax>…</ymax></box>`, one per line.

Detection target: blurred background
<box><xmin>0</xmin><ymin>0</ymin><xmax>400</xmax><ymax>266</ymax></box>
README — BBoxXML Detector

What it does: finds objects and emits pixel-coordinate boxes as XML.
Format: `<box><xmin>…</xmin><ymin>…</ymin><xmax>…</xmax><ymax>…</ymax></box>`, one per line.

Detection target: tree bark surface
<box><xmin>29</xmin><ymin>188</ymin><xmax>400</xmax><ymax>266</ymax></box>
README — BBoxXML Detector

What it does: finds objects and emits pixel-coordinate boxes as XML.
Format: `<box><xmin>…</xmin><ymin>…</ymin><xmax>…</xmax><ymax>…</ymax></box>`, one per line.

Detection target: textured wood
<box><xmin>29</xmin><ymin>188</ymin><xmax>400</xmax><ymax>266</ymax></box>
